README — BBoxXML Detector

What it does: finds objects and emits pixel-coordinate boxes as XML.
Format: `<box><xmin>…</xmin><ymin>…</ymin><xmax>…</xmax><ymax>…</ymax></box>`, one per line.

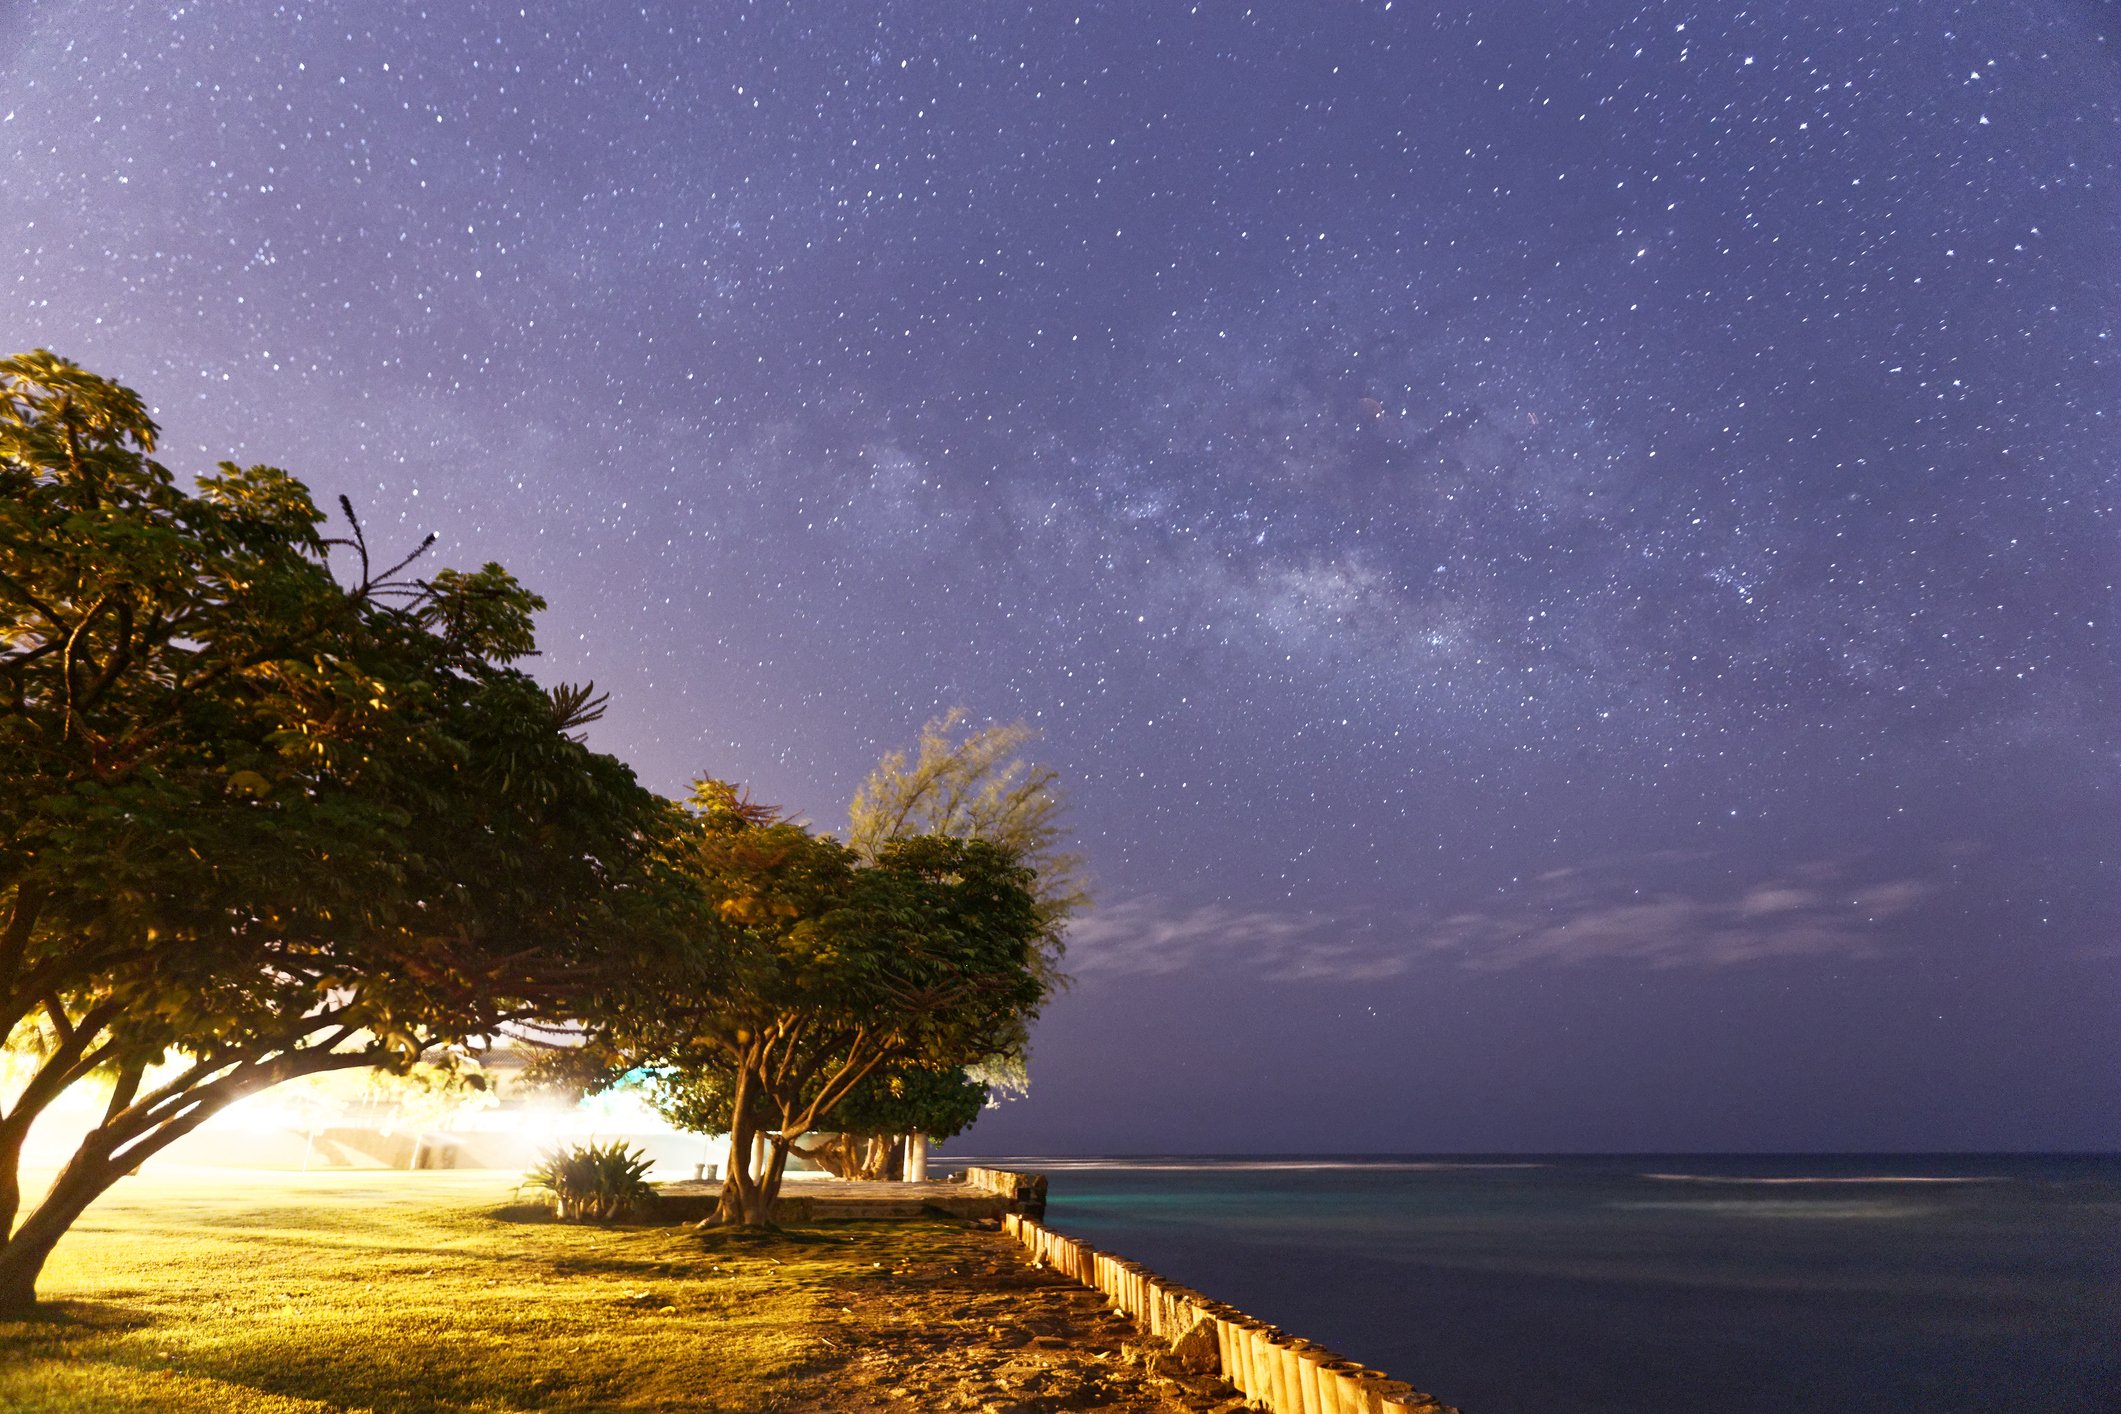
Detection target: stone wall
<box><xmin>959</xmin><ymin>1164</ymin><xmax>1048</xmax><ymax>1218</ymax></box>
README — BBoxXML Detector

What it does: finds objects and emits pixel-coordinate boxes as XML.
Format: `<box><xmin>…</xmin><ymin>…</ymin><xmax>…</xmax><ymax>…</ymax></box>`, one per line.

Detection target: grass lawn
<box><xmin>0</xmin><ymin>1169</ymin><xmax>1231</xmax><ymax>1414</ymax></box>
<box><xmin>0</xmin><ymin>1168</ymin><xmax>849</xmax><ymax>1413</ymax></box>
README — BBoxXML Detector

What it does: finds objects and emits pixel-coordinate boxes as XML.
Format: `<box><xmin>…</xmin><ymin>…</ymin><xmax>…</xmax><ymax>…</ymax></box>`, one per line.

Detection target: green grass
<box><xmin>0</xmin><ymin>1169</ymin><xmax>849</xmax><ymax>1413</ymax></box>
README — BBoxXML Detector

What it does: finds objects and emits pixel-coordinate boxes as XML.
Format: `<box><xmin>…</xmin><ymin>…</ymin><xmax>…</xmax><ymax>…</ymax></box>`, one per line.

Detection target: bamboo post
<box><xmin>1222</xmin><ymin>1318</ymin><xmax>1254</xmax><ymax>1400</ymax></box>
<box><xmin>1289</xmin><ymin>1338</ymin><xmax>1328</xmax><ymax>1414</ymax></box>
<box><xmin>1210</xmin><ymin>1313</ymin><xmax>1238</xmax><ymax>1391</ymax></box>
<box><xmin>1263</xmin><ymin>1328</ymin><xmax>1288</xmax><ymax>1406</ymax></box>
<box><xmin>1287</xmin><ymin>1335</ymin><xmax>1318</xmax><ymax>1414</ymax></box>
<box><xmin>1217</xmin><ymin>1320</ymin><xmax>1243</xmax><ymax>1395</ymax></box>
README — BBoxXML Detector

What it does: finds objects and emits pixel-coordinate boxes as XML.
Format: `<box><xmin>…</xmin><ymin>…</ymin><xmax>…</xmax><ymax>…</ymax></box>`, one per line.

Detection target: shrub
<box><xmin>521</xmin><ymin>1141</ymin><xmax>657</xmax><ymax>1222</ymax></box>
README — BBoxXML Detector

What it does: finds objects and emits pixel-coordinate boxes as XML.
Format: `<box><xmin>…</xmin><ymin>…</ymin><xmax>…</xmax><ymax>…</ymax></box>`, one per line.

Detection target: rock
<box><xmin>1168</xmin><ymin>1316</ymin><xmax>1220</xmax><ymax>1374</ymax></box>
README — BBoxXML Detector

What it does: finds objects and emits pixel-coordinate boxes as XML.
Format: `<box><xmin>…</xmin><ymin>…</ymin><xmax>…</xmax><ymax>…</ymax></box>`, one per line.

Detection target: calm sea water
<box><xmin>947</xmin><ymin>1154</ymin><xmax>2120</xmax><ymax>1414</ymax></box>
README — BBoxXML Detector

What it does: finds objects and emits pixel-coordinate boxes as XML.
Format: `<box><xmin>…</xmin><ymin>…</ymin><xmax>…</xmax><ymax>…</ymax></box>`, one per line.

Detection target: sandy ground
<box><xmin>758</xmin><ymin>1218</ymin><xmax>1248</xmax><ymax>1413</ymax></box>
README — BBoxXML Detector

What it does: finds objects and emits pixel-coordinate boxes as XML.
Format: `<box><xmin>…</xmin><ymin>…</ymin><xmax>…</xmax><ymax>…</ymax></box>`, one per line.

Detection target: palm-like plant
<box><xmin>521</xmin><ymin>1141</ymin><xmax>657</xmax><ymax>1222</ymax></box>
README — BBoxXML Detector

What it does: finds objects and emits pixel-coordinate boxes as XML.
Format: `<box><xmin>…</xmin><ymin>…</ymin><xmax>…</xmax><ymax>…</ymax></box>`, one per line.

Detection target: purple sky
<box><xmin>5</xmin><ymin>0</ymin><xmax>2115</xmax><ymax>1151</ymax></box>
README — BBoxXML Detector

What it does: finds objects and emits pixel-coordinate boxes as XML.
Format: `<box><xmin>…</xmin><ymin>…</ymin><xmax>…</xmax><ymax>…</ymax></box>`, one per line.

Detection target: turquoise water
<box><xmin>952</xmin><ymin>1155</ymin><xmax>2121</xmax><ymax>1413</ymax></box>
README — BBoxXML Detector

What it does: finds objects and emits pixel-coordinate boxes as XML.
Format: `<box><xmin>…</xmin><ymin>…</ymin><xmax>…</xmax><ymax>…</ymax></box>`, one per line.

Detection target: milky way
<box><xmin>5</xmin><ymin>1</ymin><xmax>2115</xmax><ymax>1149</ymax></box>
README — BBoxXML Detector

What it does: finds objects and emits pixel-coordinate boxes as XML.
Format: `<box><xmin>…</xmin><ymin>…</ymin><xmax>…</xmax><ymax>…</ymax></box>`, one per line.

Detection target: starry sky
<box><xmin>6</xmin><ymin>0</ymin><xmax>2117</xmax><ymax>1153</ymax></box>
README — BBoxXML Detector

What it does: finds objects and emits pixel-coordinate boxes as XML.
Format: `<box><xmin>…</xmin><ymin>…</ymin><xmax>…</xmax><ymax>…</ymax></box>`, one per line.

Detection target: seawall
<box><xmin>987</xmin><ymin>1186</ymin><xmax>1461</xmax><ymax>1414</ymax></box>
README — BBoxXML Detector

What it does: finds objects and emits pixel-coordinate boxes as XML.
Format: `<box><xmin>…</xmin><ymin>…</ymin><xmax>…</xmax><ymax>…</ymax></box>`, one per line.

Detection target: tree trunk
<box><xmin>0</xmin><ymin>1142</ymin><xmax>119</xmax><ymax>1315</ymax></box>
<box><xmin>0</xmin><ymin>1118</ymin><xmax>26</xmax><ymax>1243</ymax></box>
<box><xmin>0</xmin><ymin>1033</ymin><xmax>381</xmax><ymax>1310</ymax></box>
<box><xmin>0</xmin><ymin>1070</ymin><xmax>259</xmax><ymax>1312</ymax></box>
<box><xmin>710</xmin><ymin>1100</ymin><xmax>762</xmax><ymax>1227</ymax></box>
<box><xmin>707</xmin><ymin>1066</ymin><xmax>786</xmax><ymax>1228</ymax></box>
<box><xmin>788</xmin><ymin>1132</ymin><xmax>863</xmax><ymax>1178</ymax></box>
<box><xmin>757</xmin><ymin>1136</ymin><xmax>792</xmax><ymax>1214</ymax></box>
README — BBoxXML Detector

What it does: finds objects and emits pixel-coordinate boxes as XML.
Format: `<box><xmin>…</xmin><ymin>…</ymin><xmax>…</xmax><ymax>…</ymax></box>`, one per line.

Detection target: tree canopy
<box><xmin>846</xmin><ymin>709</ymin><xmax>1086</xmax><ymax>1117</ymax></box>
<box><xmin>0</xmin><ymin>350</ymin><xmax>1081</xmax><ymax>1295</ymax></box>
<box><xmin>850</xmin><ymin>708</ymin><xmax>1085</xmax><ymax>991</ymax></box>
<box><xmin>0</xmin><ymin>350</ymin><xmax>683</xmax><ymax>1309</ymax></box>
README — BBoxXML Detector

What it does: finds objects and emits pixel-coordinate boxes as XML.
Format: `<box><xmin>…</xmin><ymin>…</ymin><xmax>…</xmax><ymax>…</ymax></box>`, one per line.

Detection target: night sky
<box><xmin>6</xmin><ymin>1</ymin><xmax>2116</xmax><ymax>1153</ymax></box>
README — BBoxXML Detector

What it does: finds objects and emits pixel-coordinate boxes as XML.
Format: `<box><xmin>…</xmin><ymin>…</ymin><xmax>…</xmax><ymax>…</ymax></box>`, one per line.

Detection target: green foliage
<box><xmin>785</xmin><ymin>1062</ymin><xmax>988</xmax><ymax>1176</ymax></box>
<box><xmin>848</xmin><ymin>708</ymin><xmax>1085</xmax><ymax>991</ymax></box>
<box><xmin>843</xmin><ymin>711</ymin><xmax>1086</xmax><ymax>1112</ymax></box>
<box><xmin>0</xmin><ymin>350</ymin><xmax>689</xmax><ymax>1308</ymax></box>
<box><xmin>645</xmin><ymin>1053</ymin><xmax>989</xmax><ymax>1181</ymax></box>
<box><xmin>641</xmin><ymin>1057</ymin><xmax>988</xmax><ymax>1152</ymax></box>
<box><xmin>579</xmin><ymin>782</ymin><xmax>1051</xmax><ymax>1222</ymax></box>
<box><xmin>644</xmin><ymin>1062</ymin><xmax>746</xmax><ymax>1138</ymax></box>
<box><xmin>827</xmin><ymin>1064</ymin><xmax>988</xmax><ymax>1143</ymax></box>
<box><xmin>521</xmin><ymin>1141</ymin><xmax>658</xmax><ymax>1222</ymax></box>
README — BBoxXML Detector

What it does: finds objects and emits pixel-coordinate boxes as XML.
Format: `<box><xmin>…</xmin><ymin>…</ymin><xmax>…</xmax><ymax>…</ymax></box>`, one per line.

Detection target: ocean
<box><xmin>948</xmin><ymin>1154</ymin><xmax>2120</xmax><ymax>1414</ymax></box>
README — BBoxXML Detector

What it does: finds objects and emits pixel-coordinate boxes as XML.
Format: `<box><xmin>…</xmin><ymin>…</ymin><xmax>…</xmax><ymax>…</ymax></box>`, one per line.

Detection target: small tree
<box><xmin>585</xmin><ymin>782</ymin><xmax>1047</xmax><ymax>1227</ymax></box>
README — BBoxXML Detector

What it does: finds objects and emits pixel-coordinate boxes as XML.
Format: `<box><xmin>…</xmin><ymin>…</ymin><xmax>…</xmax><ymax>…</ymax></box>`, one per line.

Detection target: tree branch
<box><xmin>0</xmin><ymin>886</ymin><xmax>43</xmax><ymax>1016</ymax></box>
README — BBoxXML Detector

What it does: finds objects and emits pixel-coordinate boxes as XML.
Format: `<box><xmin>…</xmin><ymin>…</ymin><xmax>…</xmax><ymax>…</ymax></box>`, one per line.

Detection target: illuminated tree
<box><xmin>0</xmin><ymin>351</ymin><xmax>681</xmax><ymax>1311</ymax></box>
<box><xmin>596</xmin><ymin>783</ymin><xmax>1047</xmax><ymax>1226</ymax></box>
<box><xmin>848</xmin><ymin>710</ymin><xmax>1085</xmax><ymax>1117</ymax></box>
<box><xmin>850</xmin><ymin>708</ymin><xmax>1085</xmax><ymax>992</ymax></box>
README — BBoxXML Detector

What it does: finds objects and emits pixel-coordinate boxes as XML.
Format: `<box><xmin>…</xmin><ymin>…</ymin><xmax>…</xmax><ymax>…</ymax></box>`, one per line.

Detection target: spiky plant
<box><xmin>520</xmin><ymin>1141</ymin><xmax>657</xmax><ymax>1222</ymax></box>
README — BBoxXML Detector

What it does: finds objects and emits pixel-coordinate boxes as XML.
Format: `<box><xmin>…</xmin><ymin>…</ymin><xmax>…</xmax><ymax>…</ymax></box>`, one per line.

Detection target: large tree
<box><xmin>0</xmin><ymin>351</ymin><xmax>681</xmax><ymax>1310</ymax></box>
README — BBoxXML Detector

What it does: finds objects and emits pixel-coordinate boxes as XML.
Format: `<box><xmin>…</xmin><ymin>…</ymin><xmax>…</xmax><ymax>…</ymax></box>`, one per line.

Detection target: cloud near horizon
<box><xmin>1062</xmin><ymin>898</ymin><xmax>1405</xmax><ymax>982</ymax></box>
<box><xmin>1066</xmin><ymin>855</ymin><xmax>1937</xmax><ymax>981</ymax></box>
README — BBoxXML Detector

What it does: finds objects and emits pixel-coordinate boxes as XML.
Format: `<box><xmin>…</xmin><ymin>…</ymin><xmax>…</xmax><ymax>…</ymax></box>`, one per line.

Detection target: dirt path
<box><xmin>764</xmin><ymin>1220</ymin><xmax>1248</xmax><ymax>1413</ymax></box>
